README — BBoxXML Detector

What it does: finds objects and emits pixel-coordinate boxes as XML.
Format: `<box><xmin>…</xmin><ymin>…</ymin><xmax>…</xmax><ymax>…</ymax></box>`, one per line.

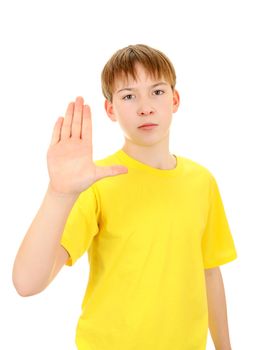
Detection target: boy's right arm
<box><xmin>12</xmin><ymin>96</ymin><xmax>128</xmax><ymax>297</ymax></box>
<box><xmin>12</xmin><ymin>185</ymin><xmax>78</xmax><ymax>297</ymax></box>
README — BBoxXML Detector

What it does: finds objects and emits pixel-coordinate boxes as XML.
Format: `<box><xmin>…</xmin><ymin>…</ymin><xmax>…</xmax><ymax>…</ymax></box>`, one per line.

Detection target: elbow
<box><xmin>12</xmin><ymin>280</ymin><xmax>31</xmax><ymax>297</ymax></box>
<box><xmin>12</xmin><ymin>275</ymin><xmax>35</xmax><ymax>297</ymax></box>
<box><xmin>13</xmin><ymin>278</ymin><xmax>43</xmax><ymax>297</ymax></box>
<box><xmin>13</xmin><ymin>285</ymin><xmax>34</xmax><ymax>298</ymax></box>
<box><xmin>12</xmin><ymin>267</ymin><xmax>44</xmax><ymax>297</ymax></box>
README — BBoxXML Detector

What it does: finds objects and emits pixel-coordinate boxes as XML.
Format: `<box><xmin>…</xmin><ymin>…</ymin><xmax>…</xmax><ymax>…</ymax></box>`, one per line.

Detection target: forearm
<box><xmin>204</xmin><ymin>267</ymin><xmax>232</xmax><ymax>350</ymax></box>
<box><xmin>12</xmin><ymin>183</ymin><xmax>78</xmax><ymax>296</ymax></box>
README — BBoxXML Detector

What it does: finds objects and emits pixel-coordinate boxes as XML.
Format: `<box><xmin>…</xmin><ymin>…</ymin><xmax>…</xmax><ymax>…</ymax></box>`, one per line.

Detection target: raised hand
<box><xmin>47</xmin><ymin>96</ymin><xmax>128</xmax><ymax>195</ymax></box>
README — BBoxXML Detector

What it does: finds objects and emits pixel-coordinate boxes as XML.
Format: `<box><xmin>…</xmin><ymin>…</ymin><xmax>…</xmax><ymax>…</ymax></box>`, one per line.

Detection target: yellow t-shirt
<box><xmin>60</xmin><ymin>149</ymin><xmax>237</xmax><ymax>350</ymax></box>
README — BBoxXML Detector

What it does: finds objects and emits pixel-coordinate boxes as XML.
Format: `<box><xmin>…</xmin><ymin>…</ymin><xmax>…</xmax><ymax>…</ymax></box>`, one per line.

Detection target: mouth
<box><xmin>138</xmin><ymin>123</ymin><xmax>158</xmax><ymax>128</ymax></box>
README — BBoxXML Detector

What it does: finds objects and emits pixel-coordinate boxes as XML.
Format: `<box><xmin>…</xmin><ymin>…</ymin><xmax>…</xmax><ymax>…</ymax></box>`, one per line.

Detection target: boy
<box><xmin>12</xmin><ymin>44</ymin><xmax>237</xmax><ymax>350</ymax></box>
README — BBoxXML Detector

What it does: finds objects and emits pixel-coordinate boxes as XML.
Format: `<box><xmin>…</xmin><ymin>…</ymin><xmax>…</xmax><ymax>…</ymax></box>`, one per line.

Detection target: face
<box><xmin>105</xmin><ymin>63</ymin><xmax>180</xmax><ymax>147</ymax></box>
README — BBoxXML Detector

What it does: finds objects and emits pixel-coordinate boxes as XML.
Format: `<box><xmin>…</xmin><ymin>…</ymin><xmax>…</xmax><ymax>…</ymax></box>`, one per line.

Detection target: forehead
<box><xmin>114</xmin><ymin>66</ymin><xmax>165</xmax><ymax>91</ymax></box>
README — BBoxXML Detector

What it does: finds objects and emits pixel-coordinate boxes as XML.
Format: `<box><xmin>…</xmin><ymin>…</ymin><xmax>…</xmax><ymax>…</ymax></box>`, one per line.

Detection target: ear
<box><xmin>172</xmin><ymin>89</ymin><xmax>180</xmax><ymax>113</ymax></box>
<box><xmin>104</xmin><ymin>99</ymin><xmax>117</xmax><ymax>122</ymax></box>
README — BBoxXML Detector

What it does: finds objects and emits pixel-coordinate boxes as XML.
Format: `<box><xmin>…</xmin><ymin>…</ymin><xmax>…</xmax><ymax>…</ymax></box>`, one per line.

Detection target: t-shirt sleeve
<box><xmin>201</xmin><ymin>174</ymin><xmax>238</xmax><ymax>269</ymax></box>
<box><xmin>60</xmin><ymin>185</ymin><xmax>100</xmax><ymax>266</ymax></box>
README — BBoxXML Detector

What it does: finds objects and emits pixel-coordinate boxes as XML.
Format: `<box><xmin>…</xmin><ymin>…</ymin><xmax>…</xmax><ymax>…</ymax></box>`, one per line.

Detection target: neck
<box><xmin>121</xmin><ymin>138</ymin><xmax>176</xmax><ymax>170</ymax></box>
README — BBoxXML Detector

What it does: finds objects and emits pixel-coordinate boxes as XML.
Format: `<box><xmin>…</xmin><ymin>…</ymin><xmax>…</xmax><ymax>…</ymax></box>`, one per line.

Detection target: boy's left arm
<box><xmin>204</xmin><ymin>267</ymin><xmax>232</xmax><ymax>350</ymax></box>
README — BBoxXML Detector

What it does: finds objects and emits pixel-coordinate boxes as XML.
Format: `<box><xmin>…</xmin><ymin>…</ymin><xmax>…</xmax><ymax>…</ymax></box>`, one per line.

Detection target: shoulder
<box><xmin>179</xmin><ymin>156</ymin><xmax>219</xmax><ymax>203</ymax></box>
<box><xmin>179</xmin><ymin>155</ymin><xmax>215</xmax><ymax>181</ymax></box>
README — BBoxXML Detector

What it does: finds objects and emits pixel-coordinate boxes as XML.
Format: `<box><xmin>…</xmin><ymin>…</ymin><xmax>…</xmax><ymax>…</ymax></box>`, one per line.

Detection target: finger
<box><xmin>95</xmin><ymin>165</ymin><xmax>128</xmax><ymax>181</ymax></box>
<box><xmin>71</xmin><ymin>96</ymin><xmax>84</xmax><ymax>139</ymax></box>
<box><xmin>61</xmin><ymin>102</ymin><xmax>74</xmax><ymax>139</ymax></box>
<box><xmin>50</xmin><ymin>117</ymin><xmax>63</xmax><ymax>146</ymax></box>
<box><xmin>82</xmin><ymin>104</ymin><xmax>92</xmax><ymax>148</ymax></box>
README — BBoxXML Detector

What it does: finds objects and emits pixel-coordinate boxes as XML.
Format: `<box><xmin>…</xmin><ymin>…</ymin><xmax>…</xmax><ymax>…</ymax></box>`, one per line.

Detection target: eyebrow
<box><xmin>116</xmin><ymin>82</ymin><xmax>169</xmax><ymax>94</ymax></box>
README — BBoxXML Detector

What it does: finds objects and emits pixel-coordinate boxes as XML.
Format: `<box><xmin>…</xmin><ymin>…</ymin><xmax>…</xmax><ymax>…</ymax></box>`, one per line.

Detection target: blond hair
<box><xmin>101</xmin><ymin>44</ymin><xmax>176</xmax><ymax>102</ymax></box>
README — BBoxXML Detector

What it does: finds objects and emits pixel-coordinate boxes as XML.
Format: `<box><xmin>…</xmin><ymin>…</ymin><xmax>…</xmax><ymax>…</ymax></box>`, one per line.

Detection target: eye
<box><xmin>153</xmin><ymin>89</ymin><xmax>165</xmax><ymax>95</ymax></box>
<box><xmin>122</xmin><ymin>94</ymin><xmax>135</xmax><ymax>101</ymax></box>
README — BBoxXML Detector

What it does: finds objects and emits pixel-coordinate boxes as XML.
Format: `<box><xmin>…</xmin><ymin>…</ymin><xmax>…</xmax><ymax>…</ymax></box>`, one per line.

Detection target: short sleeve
<box><xmin>60</xmin><ymin>185</ymin><xmax>100</xmax><ymax>266</ymax></box>
<box><xmin>201</xmin><ymin>174</ymin><xmax>238</xmax><ymax>269</ymax></box>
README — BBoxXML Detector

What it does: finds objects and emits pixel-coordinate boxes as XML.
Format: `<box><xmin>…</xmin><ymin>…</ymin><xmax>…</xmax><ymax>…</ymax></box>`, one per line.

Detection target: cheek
<box><xmin>116</xmin><ymin>110</ymin><xmax>133</xmax><ymax>130</ymax></box>
<box><xmin>118</xmin><ymin>118</ymin><xmax>131</xmax><ymax>130</ymax></box>
<box><xmin>158</xmin><ymin>100</ymin><xmax>174</xmax><ymax>116</ymax></box>
<box><xmin>116</xmin><ymin>105</ymin><xmax>134</xmax><ymax>124</ymax></box>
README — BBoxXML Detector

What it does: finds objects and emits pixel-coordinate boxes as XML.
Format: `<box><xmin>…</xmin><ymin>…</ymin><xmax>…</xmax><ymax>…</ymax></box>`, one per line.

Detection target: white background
<box><xmin>1</xmin><ymin>0</ymin><xmax>259</xmax><ymax>348</ymax></box>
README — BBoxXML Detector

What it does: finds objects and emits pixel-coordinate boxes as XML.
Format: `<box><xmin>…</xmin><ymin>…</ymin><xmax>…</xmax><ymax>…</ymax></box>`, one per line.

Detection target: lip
<box><xmin>138</xmin><ymin>123</ymin><xmax>158</xmax><ymax>128</ymax></box>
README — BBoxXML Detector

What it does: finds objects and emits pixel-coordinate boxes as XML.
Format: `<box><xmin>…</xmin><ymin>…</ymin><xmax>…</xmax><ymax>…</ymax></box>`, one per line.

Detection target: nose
<box><xmin>136</xmin><ymin>94</ymin><xmax>156</xmax><ymax>116</ymax></box>
<box><xmin>137</xmin><ymin>105</ymin><xmax>155</xmax><ymax>116</ymax></box>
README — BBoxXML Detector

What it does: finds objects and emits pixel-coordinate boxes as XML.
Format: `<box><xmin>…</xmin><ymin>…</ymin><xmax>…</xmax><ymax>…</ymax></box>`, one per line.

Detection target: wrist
<box><xmin>46</xmin><ymin>184</ymin><xmax>80</xmax><ymax>210</ymax></box>
<box><xmin>47</xmin><ymin>183</ymin><xmax>80</xmax><ymax>200</ymax></box>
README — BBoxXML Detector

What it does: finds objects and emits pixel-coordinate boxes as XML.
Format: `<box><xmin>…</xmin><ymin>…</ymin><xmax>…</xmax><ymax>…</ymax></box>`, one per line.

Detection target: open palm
<box><xmin>47</xmin><ymin>96</ymin><xmax>128</xmax><ymax>195</ymax></box>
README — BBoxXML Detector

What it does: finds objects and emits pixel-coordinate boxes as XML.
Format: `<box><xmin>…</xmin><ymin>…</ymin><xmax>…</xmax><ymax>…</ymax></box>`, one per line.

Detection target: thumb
<box><xmin>95</xmin><ymin>165</ymin><xmax>128</xmax><ymax>181</ymax></box>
